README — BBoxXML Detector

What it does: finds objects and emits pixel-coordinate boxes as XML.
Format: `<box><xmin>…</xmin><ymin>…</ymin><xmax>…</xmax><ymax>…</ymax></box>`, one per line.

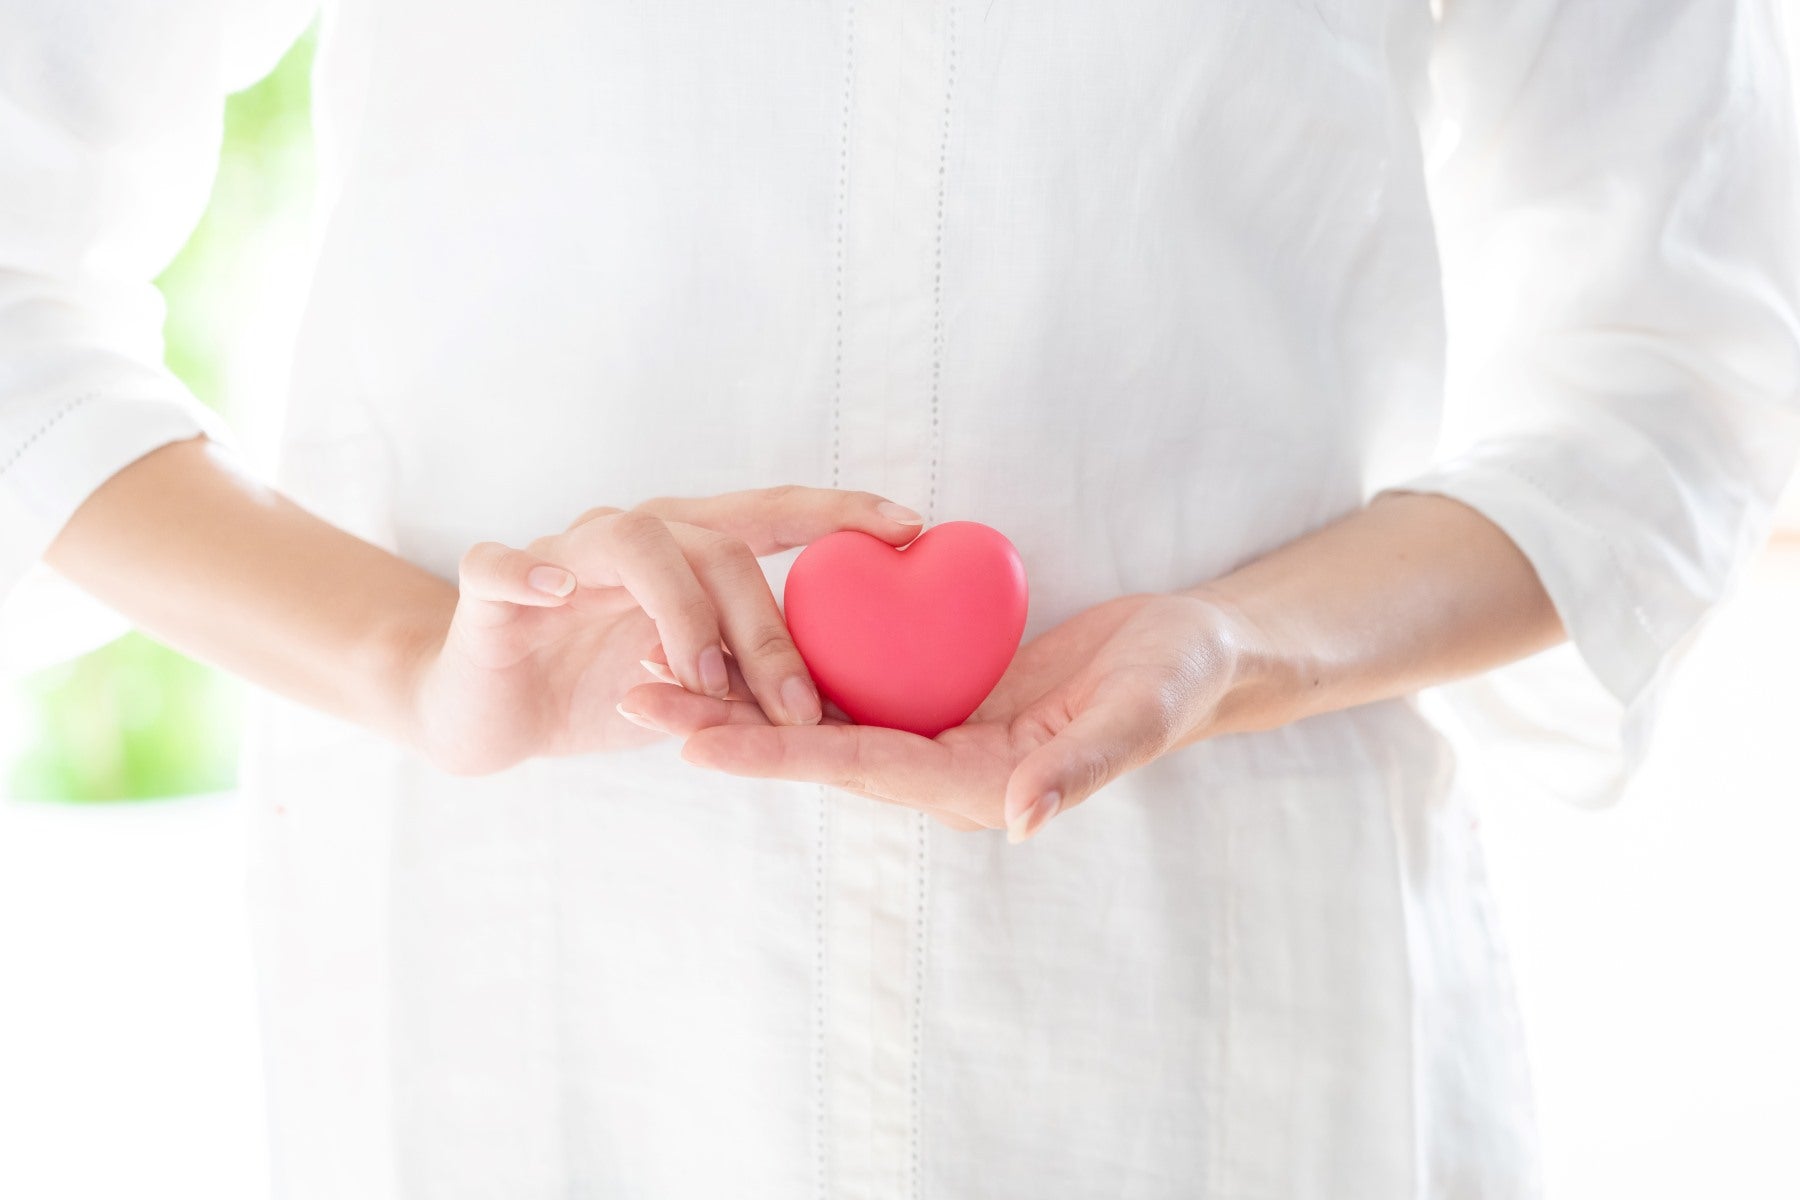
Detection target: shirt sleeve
<box><xmin>0</xmin><ymin>1</ymin><xmax>314</xmax><ymax>671</ymax></box>
<box><xmin>1388</xmin><ymin>0</ymin><xmax>1800</xmax><ymax>805</ymax></box>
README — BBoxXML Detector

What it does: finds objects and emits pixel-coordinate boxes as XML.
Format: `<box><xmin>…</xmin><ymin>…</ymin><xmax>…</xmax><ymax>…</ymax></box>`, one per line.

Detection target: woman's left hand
<box><xmin>618</xmin><ymin>592</ymin><xmax>1256</xmax><ymax>842</ymax></box>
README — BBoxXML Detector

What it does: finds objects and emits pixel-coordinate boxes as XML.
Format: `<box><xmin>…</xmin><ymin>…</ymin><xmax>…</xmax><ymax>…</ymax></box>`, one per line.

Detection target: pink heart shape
<box><xmin>783</xmin><ymin>521</ymin><xmax>1029</xmax><ymax>737</ymax></box>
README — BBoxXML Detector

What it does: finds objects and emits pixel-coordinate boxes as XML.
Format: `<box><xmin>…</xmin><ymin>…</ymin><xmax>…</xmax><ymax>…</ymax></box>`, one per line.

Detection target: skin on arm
<box><xmin>43</xmin><ymin>434</ymin><xmax>928</xmax><ymax>774</ymax></box>
<box><xmin>46</xmin><ymin>433</ymin><xmax>1560</xmax><ymax>836</ymax></box>
<box><xmin>45</xmin><ymin>435</ymin><xmax>454</xmax><ymax>745</ymax></box>
<box><xmin>627</xmin><ymin>490</ymin><xmax>1566</xmax><ymax>840</ymax></box>
<box><xmin>1197</xmin><ymin>488</ymin><xmax>1565</xmax><ymax>737</ymax></box>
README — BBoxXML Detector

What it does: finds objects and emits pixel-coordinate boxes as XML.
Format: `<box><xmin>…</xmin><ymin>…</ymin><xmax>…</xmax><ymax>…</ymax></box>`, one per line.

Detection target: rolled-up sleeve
<box><xmin>0</xmin><ymin>2</ymin><xmax>313</xmax><ymax>666</ymax></box>
<box><xmin>1389</xmin><ymin>0</ymin><xmax>1800</xmax><ymax>803</ymax></box>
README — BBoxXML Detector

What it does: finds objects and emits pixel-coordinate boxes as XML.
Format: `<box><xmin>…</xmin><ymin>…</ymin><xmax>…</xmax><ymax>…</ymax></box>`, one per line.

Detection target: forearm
<box><xmin>40</xmin><ymin>444</ymin><xmax>1557</xmax><ymax>760</ymax></box>
<box><xmin>44</xmin><ymin>436</ymin><xmax>454</xmax><ymax>743</ymax></box>
<box><xmin>1193</xmin><ymin>491</ymin><xmax>1565</xmax><ymax>737</ymax></box>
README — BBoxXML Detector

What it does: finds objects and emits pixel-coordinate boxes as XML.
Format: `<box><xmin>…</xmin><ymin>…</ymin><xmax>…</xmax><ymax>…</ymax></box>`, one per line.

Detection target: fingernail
<box><xmin>698</xmin><ymin>645</ymin><xmax>730</xmax><ymax>697</ymax></box>
<box><xmin>615</xmin><ymin>701</ymin><xmax>665</xmax><ymax>734</ymax></box>
<box><xmin>640</xmin><ymin>659</ymin><xmax>678</xmax><ymax>686</ymax></box>
<box><xmin>877</xmin><ymin>501</ymin><xmax>924</xmax><ymax>526</ymax></box>
<box><xmin>780</xmin><ymin>675</ymin><xmax>822</xmax><ymax>725</ymax></box>
<box><xmin>528</xmin><ymin>565</ymin><xmax>576</xmax><ymax>597</ymax></box>
<box><xmin>1007</xmin><ymin>790</ymin><xmax>1062</xmax><ymax>844</ymax></box>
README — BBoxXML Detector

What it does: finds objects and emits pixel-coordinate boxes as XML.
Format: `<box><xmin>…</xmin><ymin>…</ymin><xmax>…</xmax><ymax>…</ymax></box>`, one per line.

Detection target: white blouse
<box><xmin>4</xmin><ymin>2</ymin><xmax>1798</xmax><ymax>1197</ymax></box>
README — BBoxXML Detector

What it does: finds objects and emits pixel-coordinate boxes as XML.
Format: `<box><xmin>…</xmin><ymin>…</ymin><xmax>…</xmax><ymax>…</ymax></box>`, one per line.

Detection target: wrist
<box><xmin>353</xmin><ymin>577</ymin><xmax>458</xmax><ymax>750</ymax></box>
<box><xmin>1180</xmin><ymin>583</ymin><xmax>1316</xmax><ymax>738</ymax></box>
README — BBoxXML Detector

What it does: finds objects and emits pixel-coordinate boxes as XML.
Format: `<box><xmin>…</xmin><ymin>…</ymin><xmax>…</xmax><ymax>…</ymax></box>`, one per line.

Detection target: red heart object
<box><xmin>783</xmin><ymin>521</ymin><xmax>1029</xmax><ymax>738</ymax></box>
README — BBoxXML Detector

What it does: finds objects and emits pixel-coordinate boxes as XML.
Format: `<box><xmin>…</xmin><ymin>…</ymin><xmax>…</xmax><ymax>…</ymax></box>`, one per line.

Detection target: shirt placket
<box><xmin>818</xmin><ymin>0</ymin><xmax>957</xmax><ymax>1197</ymax></box>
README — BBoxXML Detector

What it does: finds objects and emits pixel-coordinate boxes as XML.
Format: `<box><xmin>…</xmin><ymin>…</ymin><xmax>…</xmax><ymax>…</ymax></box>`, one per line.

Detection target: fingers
<box><xmin>562</xmin><ymin>505</ymin><xmax>625</xmax><ymax>531</ymax></box>
<box><xmin>556</xmin><ymin>508</ymin><xmax>826</xmax><ymax>723</ymax></box>
<box><xmin>680</xmin><ymin>723</ymin><xmax>964</xmax><ymax>814</ymax></box>
<box><xmin>639</xmin><ymin>643</ymin><xmax>755</xmax><ymax>697</ymax></box>
<box><xmin>635</xmin><ymin>485</ymin><xmax>923</xmax><ymax>553</ymax></box>
<box><xmin>561</xmin><ymin>511</ymin><xmax>730</xmax><ymax>698</ymax></box>
<box><xmin>1001</xmin><ymin>686</ymin><xmax>1172</xmax><ymax>844</ymax></box>
<box><xmin>667</xmin><ymin>523</ymin><xmax>822</xmax><ymax>726</ymax></box>
<box><xmin>616</xmin><ymin>682</ymin><xmax>773</xmax><ymax>737</ymax></box>
<box><xmin>456</xmin><ymin>541</ymin><xmax>577</xmax><ymax>627</ymax></box>
<box><xmin>471</xmin><ymin>486</ymin><xmax>924</xmax><ymax>728</ymax></box>
<box><xmin>660</xmin><ymin>681</ymin><xmax>998</xmax><ymax>824</ymax></box>
<box><xmin>645</xmin><ymin>689</ymin><xmax>955</xmax><ymax>820</ymax></box>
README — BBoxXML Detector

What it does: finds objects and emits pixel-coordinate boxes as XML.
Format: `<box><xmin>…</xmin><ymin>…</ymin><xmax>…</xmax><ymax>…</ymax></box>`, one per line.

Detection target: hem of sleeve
<box><xmin>0</xmin><ymin>390</ymin><xmax>229</xmax><ymax>606</ymax></box>
<box><xmin>1384</xmin><ymin>458</ymin><xmax>1673</xmax><ymax>712</ymax></box>
<box><xmin>1381</xmin><ymin>460</ymin><xmax>1680</xmax><ymax>808</ymax></box>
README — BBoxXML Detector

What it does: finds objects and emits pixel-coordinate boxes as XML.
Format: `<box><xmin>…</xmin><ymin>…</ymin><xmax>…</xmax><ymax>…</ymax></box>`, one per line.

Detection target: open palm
<box><xmin>622</xmin><ymin>591</ymin><xmax>1242</xmax><ymax>839</ymax></box>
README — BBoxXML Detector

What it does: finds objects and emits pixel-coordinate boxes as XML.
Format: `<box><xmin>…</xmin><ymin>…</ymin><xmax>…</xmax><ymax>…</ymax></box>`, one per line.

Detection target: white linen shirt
<box><xmin>4</xmin><ymin>2</ymin><xmax>1799</xmax><ymax>1197</ymax></box>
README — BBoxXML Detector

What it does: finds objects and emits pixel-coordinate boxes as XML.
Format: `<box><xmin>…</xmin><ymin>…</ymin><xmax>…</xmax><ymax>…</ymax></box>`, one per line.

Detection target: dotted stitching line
<box><xmin>0</xmin><ymin>395</ymin><xmax>97</xmax><ymax>476</ymax></box>
<box><xmin>813</xmin><ymin>790</ymin><xmax>830</xmax><ymax>1200</ymax></box>
<box><xmin>830</xmin><ymin>0</ymin><xmax>856</xmax><ymax>497</ymax></box>
<box><xmin>924</xmin><ymin>0</ymin><xmax>957</xmax><ymax>525</ymax></box>
<box><xmin>909</xmin><ymin>808</ymin><xmax>932</xmax><ymax>1199</ymax></box>
<box><xmin>1491</xmin><ymin>461</ymin><xmax>1662</xmax><ymax>648</ymax></box>
<box><xmin>915</xmin><ymin>9</ymin><xmax>957</xmax><ymax>1195</ymax></box>
<box><xmin>819</xmin><ymin>6</ymin><xmax>857</xmax><ymax>1197</ymax></box>
<box><xmin>1211</xmin><ymin>816</ymin><xmax>1236</xmax><ymax>1195</ymax></box>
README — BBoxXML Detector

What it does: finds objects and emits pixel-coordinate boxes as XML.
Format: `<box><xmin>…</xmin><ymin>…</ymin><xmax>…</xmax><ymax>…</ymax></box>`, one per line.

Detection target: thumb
<box><xmin>1002</xmin><ymin>684</ymin><xmax>1170</xmax><ymax>844</ymax></box>
<box><xmin>635</xmin><ymin>485</ymin><xmax>924</xmax><ymax>554</ymax></box>
<box><xmin>456</xmin><ymin>540</ymin><xmax>577</xmax><ymax>628</ymax></box>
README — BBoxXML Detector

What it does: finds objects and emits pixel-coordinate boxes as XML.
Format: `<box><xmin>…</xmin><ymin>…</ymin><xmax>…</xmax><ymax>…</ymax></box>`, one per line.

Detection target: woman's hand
<box><xmin>615</xmin><ymin>492</ymin><xmax>1569</xmax><ymax>841</ymax></box>
<box><xmin>404</xmin><ymin>487</ymin><xmax>924</xmax><ymax>775</ymax></box>
<box><xmin>617</xmin><ymin>591</ymin><xmax>1264</xmax><ymax>842</ymax></box>
<box><xmin>48</xmin><ymin>441</ymin><xmax>1559</xmax><ymax>793</ymax></box>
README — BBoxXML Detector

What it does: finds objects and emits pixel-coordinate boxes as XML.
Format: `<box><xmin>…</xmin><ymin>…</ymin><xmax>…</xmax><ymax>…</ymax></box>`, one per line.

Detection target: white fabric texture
<box><xmin>1391</xmin><ymin>0</ymin><xmax>1800</xmax><ymax>805</ymax></box>
<box><xmin>0</xmin><ymin>0</ymin><xmax>313</xmax><ymax>670</ymax></box>
<box><xmin>4</xmin><ymin>1</ymin><xmax>1799</xmax><ymax>1197</ymax></box>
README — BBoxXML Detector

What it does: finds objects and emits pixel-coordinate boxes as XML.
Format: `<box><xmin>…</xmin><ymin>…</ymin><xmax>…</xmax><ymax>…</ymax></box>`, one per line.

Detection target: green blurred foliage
<box><xmin>7</xmin><ymin>29</ymin><xmax>317</xmax><ymax>802</ymax></box>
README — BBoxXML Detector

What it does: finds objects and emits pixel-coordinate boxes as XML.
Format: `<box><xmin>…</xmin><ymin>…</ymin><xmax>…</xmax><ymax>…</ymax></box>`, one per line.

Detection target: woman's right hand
<box><xmin>404</xmin><ymin>486</ymin><xmax>923</xmax><ymax>775</ymax></box>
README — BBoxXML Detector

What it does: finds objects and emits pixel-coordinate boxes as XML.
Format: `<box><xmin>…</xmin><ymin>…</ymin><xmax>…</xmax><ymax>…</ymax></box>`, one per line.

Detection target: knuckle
<box><xmin>630</xmin><ymin>496</ymin><xmax>683</xmax><ymax>520</ymax></box>
<box><xmin>674</xmin><ymin>594</ymin><xmax>719</xmax><ymax>632</ymax></box>
<box><xmin>458</xmin><ymin>541</ymin><xmax>506</xmax><ymax>575</ymax></box>
<box><xmin>742</xmin><ymin>623</ymin><xmax>797</xmax><ymax>662</ymax></box>
<box><xmin>836</xmin><ymin>730</ymin><xmax>873</xmax><ymax>795</ymax></box>
<box><xmin>1065</xmin><ymin>745</ymin><xmax>1115</xmax><ymax>798</ymax></box>
<box><xmin>706</xmin><ymin>535</ymin><xmax>761</xmax><ymax>577</ymax></box>
<box><xmin>1011</xmin><ymin>707</ymin><xmax>1060</xmax><ymax>746</ymax></box>
<box><xmin>605</xmin><ymin>508</ymin><xmax>667</xmax><ymax>549</ymax></box>
<box><xmin>689</xmin><ymin>527</ymin><xmax>741</xmax><ymax>558</ymax></box>
<box><xmin>566</xmin><ymin>504</ymin><xmax>623</xmax><ymax>529</ymax></box>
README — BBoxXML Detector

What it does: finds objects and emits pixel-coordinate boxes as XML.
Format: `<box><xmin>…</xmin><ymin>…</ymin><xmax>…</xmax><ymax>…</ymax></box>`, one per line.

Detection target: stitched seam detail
<box><xmin>914</xmin><ymin>7</ymin><xmax>957</xmax><ymax>1195</ymax></box>
<box><xmin>813</xmin><ymin>789</ymin><xmax>831</xmax><ymax>1200</ymax></box>
<box><xmin>0</xmin><ymin>394</ymin><xmax>98</xmax><ymax>476</ymax></box>
<box><xmin>909</xmin><ymin>811</ymin><xmax>932</xmax><ymax>1199</ymax></box>
<box><xmin>924</xmin><ymin>0</ymin><xmax>957</xmax><ymax>524</ymax></box>
<box><xmin>1377</xmin><ymin>761</ymin><xmax>1426</xmax><ymax>1199</ymax></box>
<box><xmin>1396</xmin><ymin>459</ymin><xmax>1662</xmax><ymax>652</ymax></box>
<box><xmin>819</xmin><ymin>6</ymin><xmax>857</xmax><ymax>1196</ymax></box>
<box><xmin>830</xmin><ymin>0</ymin><xmax>857</xmax><ymax>497</ymax></box>
<box><xmin>1211</xmin><ymin>812</ymin><xmax>1236</xmax><ymax>1195</ymax></box>
<box><xmin>1490</xmin><ymin>462</ymin><xmax>1661</xmax><ymax>648</ymax></box>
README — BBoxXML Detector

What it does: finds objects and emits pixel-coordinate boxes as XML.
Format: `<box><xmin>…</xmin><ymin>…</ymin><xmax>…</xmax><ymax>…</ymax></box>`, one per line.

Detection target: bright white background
<box><xmin>1484</xmin><ymin>534</ymin><xmax>1800</xmax><ymax>1199</ymax></box>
